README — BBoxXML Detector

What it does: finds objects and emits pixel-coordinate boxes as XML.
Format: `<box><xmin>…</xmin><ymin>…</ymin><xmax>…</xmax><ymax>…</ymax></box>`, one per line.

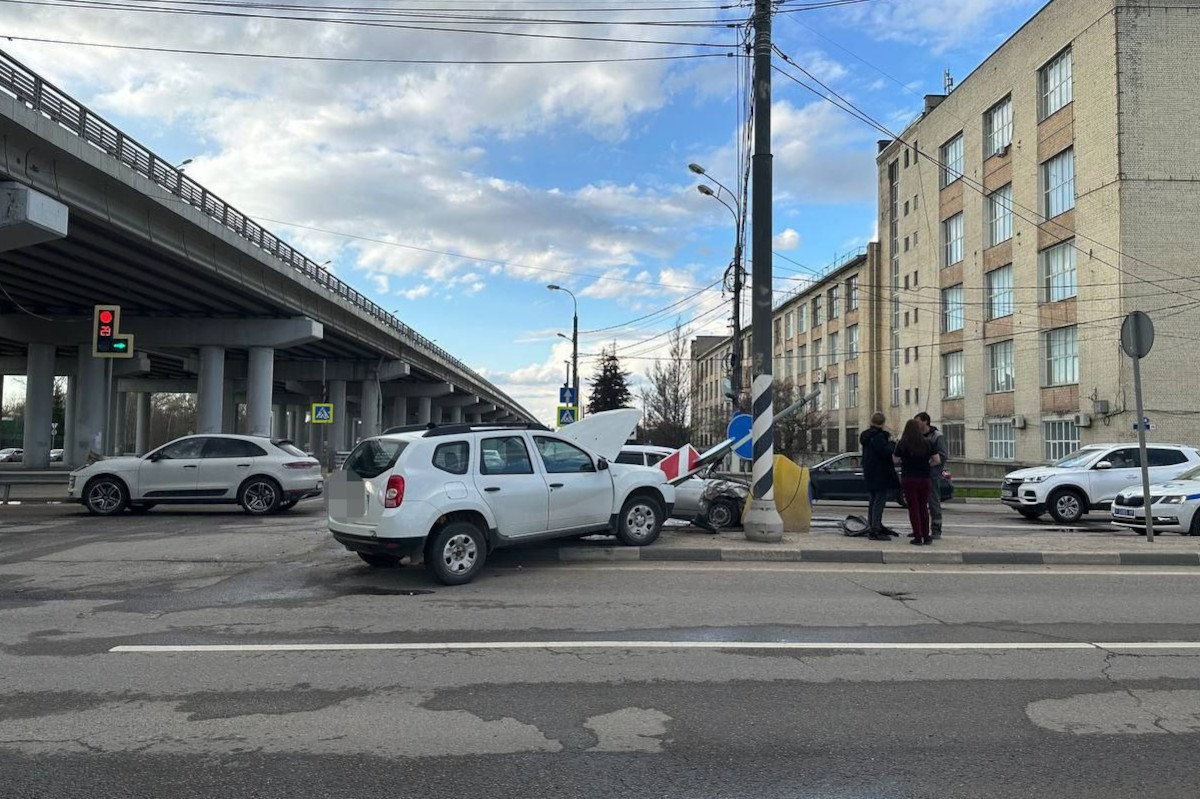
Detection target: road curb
<box><xmin>548</xmin><ymin>545</ymin><xmax>1200</xmax><ymax>567</ymax></box>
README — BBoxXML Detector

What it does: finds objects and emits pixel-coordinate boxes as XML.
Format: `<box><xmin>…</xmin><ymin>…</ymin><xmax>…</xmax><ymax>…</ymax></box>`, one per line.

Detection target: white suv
<box><xmin>328</xmin><ymin>417</ymin><xmax>674</xmax><ymax>585</ymax></box>
<box><xmin>69</xmin><ymin>435</ymin><xmax>323</xmax><ymax>515</ymax></box>
<box><xmin>1001</xmin><ymin>443</ymin><xmax>1200</xmax><ymax>524</ymax></box>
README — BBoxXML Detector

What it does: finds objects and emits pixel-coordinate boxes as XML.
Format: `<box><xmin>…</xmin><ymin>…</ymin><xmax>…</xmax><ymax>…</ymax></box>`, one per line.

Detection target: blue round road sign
<box><xmin>727</xmin><ymin>413</ymin><xmax>753</xmax><ymax>460</ymax></box>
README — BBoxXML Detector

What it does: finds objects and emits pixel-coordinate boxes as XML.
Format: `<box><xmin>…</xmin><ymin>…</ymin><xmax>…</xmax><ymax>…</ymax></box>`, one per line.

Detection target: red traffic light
<box><xmin>99</xmin><ymin>309</ymin><xmax>114</xmax><ymax>324</ymax></box>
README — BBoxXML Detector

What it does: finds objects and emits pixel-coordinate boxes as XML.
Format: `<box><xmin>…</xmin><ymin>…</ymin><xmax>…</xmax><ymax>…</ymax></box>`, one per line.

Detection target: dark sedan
<box><xmin>808</xmin><ymin>452</ymin><xmax>954</xmax><ymax>506</ymax></box>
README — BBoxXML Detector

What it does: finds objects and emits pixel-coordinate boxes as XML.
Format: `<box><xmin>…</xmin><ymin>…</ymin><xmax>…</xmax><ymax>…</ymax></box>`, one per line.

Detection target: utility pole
<box><xmin>726</xmin><ymin>247</ymin><xmax>744</xmax><ymax>405</ymax></box>
<box><xmin>573</xmin><ymin>307</ymin><xmax>580</xmax><ymax>420</ymax></box>
<box><xmin>742</xmin><ymin>0</ymin><xmax>784</xmax><ymax>542</ymax></box>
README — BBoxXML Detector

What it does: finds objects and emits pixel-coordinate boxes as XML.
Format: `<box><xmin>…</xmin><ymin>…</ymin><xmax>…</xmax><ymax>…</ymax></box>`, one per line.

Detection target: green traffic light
<box><xmin>113</xmin><ymin>341</ymin><xmax>126</xmax><ymax>350</ymax></box>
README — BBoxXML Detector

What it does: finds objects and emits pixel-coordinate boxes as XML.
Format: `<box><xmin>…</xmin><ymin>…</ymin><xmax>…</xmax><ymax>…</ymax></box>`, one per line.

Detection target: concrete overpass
<box><xmin>0</xmin><ymin>48</ymin><xmax>532</xmax><ymax>467</ymax></box>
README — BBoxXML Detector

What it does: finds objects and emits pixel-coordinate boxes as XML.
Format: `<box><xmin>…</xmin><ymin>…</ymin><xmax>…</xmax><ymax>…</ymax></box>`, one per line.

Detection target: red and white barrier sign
<box><xmin>655</xmin><ymin>444</ymin><xmax>701</xmax><ymax>483</ymax></box>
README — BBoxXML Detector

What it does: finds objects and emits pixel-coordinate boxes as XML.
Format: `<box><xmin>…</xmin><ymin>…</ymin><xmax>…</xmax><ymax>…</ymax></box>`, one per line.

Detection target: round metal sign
<box><xmin>1120</xmin><ymin>311</ymin><xmax>1155</xmax><ymax>360</ymax></box>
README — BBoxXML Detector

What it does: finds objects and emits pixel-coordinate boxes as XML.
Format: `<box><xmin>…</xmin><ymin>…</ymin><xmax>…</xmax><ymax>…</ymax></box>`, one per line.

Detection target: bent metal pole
<box><xmin>743</xmin><ymin>0</ymin><xmax>784</xmax><ymax>542</ymax></box>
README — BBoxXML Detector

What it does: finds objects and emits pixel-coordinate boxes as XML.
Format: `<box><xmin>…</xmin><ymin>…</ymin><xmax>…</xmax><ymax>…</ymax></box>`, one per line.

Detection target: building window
<box><xmin>813</xmin><ymin>339</ymin><xmax>823</xmax><ymax>370</ymax></box>
<box><xmin>904</xmin><ymin>237</ymin><xmax>910</xmax><ymax>252</ymax></box>
<box><xmin>830</xmin><ymin>378</ymin><xmax>840</xmax><ymax>410</ymax></box>
<box><xmin>1042</xmin><ymin>239</ymin><xmax>1077</xmax><ymax>302</ymax></box>
<box><xmin>847</xmin><ymin>276</ymin><xmax>859</xmax><ymax>311</ymax></box>
<box><xmin>847</xmin><ymin>325</ymin><xmax>859</xmax><ymax>359</ymax></box>
<box><xmin>1043</xmin><ymin>148</ymin><xmax>1075</xmax><ymax>218</ymax></box>
<box><xmin>826</xmin><ymin>427</ymin><xmax>839</xmax><ymax>453</ymax></box>
<box><xmin>1040</xmin><ymin>47</ymin><xmax>1073</xmax><ymax>120</ymax></box>
<box><xmin>812</xmin><ymin>297</ymin><xmax>824</xmax><ymax>328</ymax></box>
<box><xmin>905</xmin><ymin>311</ymin><xmax>910</xmax><ymax>328</ymax></box>
<box><xmin>914</xmin><ymin>308</ymin><xmax>920</xmax><ymax>324</ymax></box>
<box><xmin>797</xmin><ymin>303</ymin><xmax>807</xmax><ymax>333</ymax></box>
<box><xmin>827</xmin><ymin>332</ymin><xmax>840</xmax><ymax>365</ymax></box>
<box><xmin>944</xmin><ymin>423</ymin><xmax>965</xmax><ymax>459</ymax></box>
<box><xmin>798</xmin><ymin>344</ymin><xmax>807</xmax><ymax>375</ymax></box>
<box><xmin>913</xmin><ymin>194</ymin><xmax>919</xmax><ymax>210</ymax></box>
<box><xmin>942</xmin><ymin>350</ymin><xmax>965</xmax><ymax>399</ymax></box>
<box><xmin>942</xmin><ymin>212</ymin><xmax>964</xmax><ymax>267</ymax></box>
<box><xmin>915</xmin><ymin>387</ymin><xmax>920</xmax><ymax>405</ymax></box>
<box><xmin>784</xmin><ymin>349</ymin><xmax>794</xmax><ymax>383</ymax></box>
<box><xmin>904</xmin><ymin>200</ymin><xmax>910</xmax><ymax>216</ymax></box>
<box><xmin>1044</xmin><ymin>326</ymin><xmax>1079</xmax><ymax>386</ymax></box>
<box><xmin>988</xmin><ymin>339</ymin><xmax>1015</xmax><ymax>392</ymax></box>
<box><xmin>904</xmin><ymin>274</ymin><xmax>910</xmax><ymax>290</ymax></box>
<box><xmin>904</xmin><ymin>149</ymin><xmax>910</xmax><ymax>168</ymax></box>
<box><xmin>987</xmin><ymin>183</ymin><xmax>1013</xmax><ymax>247</ymax></box>
<box><xmin>942</xmin><ymin>284</ymin><xmax>964</xmax><ymax>332</ymax></box>
<box><xmin>913</xmin><ymin>230</ymin><xmax>919</xmax><ymax>246</ymax></box>
<box><xmin>905</xmin><ymin>388</ymin><xmax>911</xmax><ymax>405</ymax></box>
<box><xmin>905</xmin><ymin>348</ymin><xmax>911</xmax><ymax>365</ymax></box>
<box><xmin>1044</xmin><ymin>420</ymin><xmax>1080</xmax><ymax>462</ymax></box>
<box><xmin>847</xmin><ymin>373</ymin><xmax>859</xmax><ymax>408</ymax></box>
<box><xmin>774</xmin><ymin>317</ymin><xmax>782</xmax><ymax>345</ymax></box>
<box><xmin>913</xmin><ymin>271</ymin><xmax>919</xmax><ymax>287</ymax></box>
<box><xmin>940</xmin><ymin>133</ymin><xmax>963</xmax><ymax>188</ymax></box>
<box><xmin>986</xmin><ymin>264</ymin><xmax>1014</xmax><ymax>320</ymax></box>
<box><xmin>984</xmin><ymin>95</ymin><xmax>1013</xmax><ymax>156</ymax></box>
<box><xmin>785</xmin><ymin>311</ymin><xmax>794</xmax><ymax>340</ymax></box>
<box><xmin>828</xmin><ymin>285</ymin><xmax>841</xmax><ymax>320</ymax></box>
<box><xmin>988</xmin><ymin>421</ymin><xmax>1016</xmax><ymax>461</ymax></box>
<box><xmin>846</xmin><ymin>427</ymin><xmax>859</xmax><ymax>452</ymax></box>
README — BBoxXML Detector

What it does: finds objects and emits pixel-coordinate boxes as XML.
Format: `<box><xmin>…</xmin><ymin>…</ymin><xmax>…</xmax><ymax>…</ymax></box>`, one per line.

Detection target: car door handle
<box><xmin>237</xmin><ymin>463</ymin><xmax>251</xmax><ymax>467</ymax></box>
<box><xmin>484</xmin><ymin>487</ymin><xmax>501</xmax><ymax>493</ymax></box>
<box><xmin>549</xmin><ymin>483</ymin><xmax>564</xmax><ymax>489</ymax></box>
<box><xmin>183</xmin><ymin>465</ymin><xmax>198</xmax><ymax>469</ymax></box>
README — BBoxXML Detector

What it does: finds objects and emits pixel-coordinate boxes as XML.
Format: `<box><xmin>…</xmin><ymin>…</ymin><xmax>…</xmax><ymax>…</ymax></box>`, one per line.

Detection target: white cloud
<box><xmin>400</xmin><ymin>285</ymin><xmax>432</xmax><ymax>301</ymax></box>
<box><xmin>773</xmin><ymin>228</ymin><xmax>802</xmax><ymax>251</ymax></box>
<box><xmin>841</xmin><ymin>0</ymin><xmax>1043</xmax><ymax>53</ymax></box>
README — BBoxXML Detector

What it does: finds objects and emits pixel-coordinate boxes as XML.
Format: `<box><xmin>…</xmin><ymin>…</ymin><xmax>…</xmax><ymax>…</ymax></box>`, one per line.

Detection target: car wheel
<box><xmin>358</xmin><ymin>552</ymin><xmax>402</xmax><ymax>568</ymax></box>
<box><xmin>426</xmin><ymin>522</ymin><xmax>487</xmax><ymax>586</ymax></box>
<box><xmin>238</xmin><ymin>477</ymin><xmax>282</xmax><ymax>515</ymax></box>
<box><xmin>83</xmin><ymin>477</ymin><xmax>129</xmax><ymax>516</ymax></box>
<box><xmin>616</xmin><ymin>493</ymin><xmax>664</xmax><ymax>546</ymax></box>
<box><xmin>705</xmin><ymin>497</ymin><xmax>741</xmax><ymax>530</ymax></box>
<box><xmin>1188</xmin><ymin>513</ymin><xmax>1200</xmax><ymax>537</ymax></box>
<box><xmin>128</xmin><ymin>503</ymin><xmax>156</xmax><ymax>514</ymax></box>
<box><xmin>1018</xmin><ymin>509</ymin><xmax>1043</xmax><ymax>520</ymax></box>
<box><xmin>1048</xmin><ymin>488</ymin><xmax>1086</xmax><ymax>524</ymax></box>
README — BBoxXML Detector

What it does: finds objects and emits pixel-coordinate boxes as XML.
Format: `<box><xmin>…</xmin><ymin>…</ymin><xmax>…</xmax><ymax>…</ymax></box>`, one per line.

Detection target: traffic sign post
<box><xmin>556</xmin><ymin>405</ymin><xmax>577</xmax><ymax>427</ymax></box>
<box><xmin>311</xmin><ymin>403</ymin><xmax>334</xmax><ymax>424</ymax></box>
<box><xmin>559</xmin><ymin>386</ymin><xmax>577</xmax><ymax>406</ymax></box>
<box><xmin>1121</xmin><ymin>311</ymin><xmax>1156</xmax><ymax>542</ymax></box>
<box><xmin>91</xmin><ymin>305</ymin><xmax>134</xmax><ymax>358</ymax></box>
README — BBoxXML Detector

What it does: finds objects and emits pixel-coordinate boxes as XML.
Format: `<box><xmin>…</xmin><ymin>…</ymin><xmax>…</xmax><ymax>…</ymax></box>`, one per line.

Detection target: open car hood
<box><xmin>554</xmin><ymin>408</ymin><xmax>640</xmax><ymax>463</ymax></box>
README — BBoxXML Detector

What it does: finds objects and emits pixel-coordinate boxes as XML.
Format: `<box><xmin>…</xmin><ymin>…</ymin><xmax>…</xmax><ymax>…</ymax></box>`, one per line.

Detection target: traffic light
<box><xmin>92</xmin><ymin>305</ymin><xmax>134</xmax><ymax>358</ymax></box>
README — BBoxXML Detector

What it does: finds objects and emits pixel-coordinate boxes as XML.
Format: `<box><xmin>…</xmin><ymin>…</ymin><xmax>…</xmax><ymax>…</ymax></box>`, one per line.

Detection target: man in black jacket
<box><xmin>916</xmin><ymin>412</ymin><xmax>948</xmax><ymax>539</ymax></box>
<box><xmin>860</xmin><ymin>412</ymin><xmax>900</xmax><ymax>541</ymax></box>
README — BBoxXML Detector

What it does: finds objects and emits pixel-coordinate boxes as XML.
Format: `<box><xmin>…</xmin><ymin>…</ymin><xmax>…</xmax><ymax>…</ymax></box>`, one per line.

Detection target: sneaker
<box><xmin>909</xmin><ymin>537</ymin><xmax>924</xmax><ymax>546</ymax></box>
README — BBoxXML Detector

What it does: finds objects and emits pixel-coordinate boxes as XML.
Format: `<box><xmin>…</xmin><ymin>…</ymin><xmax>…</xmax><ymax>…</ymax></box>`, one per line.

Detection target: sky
<box><xmin>1</xmin><ymin>0</ymin><xmax>1047</xmax><ymax>423</ymax></box>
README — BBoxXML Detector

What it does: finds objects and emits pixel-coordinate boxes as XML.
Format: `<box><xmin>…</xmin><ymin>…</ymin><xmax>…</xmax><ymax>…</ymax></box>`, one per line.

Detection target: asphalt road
<box><xmin>3</xmin><ymin>501</ymin><xmax>1200</xmax><ymax>798</ymax></box>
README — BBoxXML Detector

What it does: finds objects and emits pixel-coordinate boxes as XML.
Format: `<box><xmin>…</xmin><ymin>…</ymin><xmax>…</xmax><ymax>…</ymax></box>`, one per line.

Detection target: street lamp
<box><xmin>547</xmin><ymin>284</ymin><xmax>580</xmax><ymax>419</ymax></box>
<box><xmin>175</xmin><ymin>158</ymin><xmax>193</xmax><ymax>170</ymax></box>
<box><xmin>693</xmin><ymin>165</ymin><xmax>745</xmax><ymax>405</ymax></box>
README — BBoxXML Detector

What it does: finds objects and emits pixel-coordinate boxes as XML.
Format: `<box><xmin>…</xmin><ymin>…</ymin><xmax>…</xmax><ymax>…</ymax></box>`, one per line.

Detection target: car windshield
<box><xmin>1176</xmin><ymin>464</ymin><xmax>1200</xmax><ymax>481</ymax></box>
<box><xmin>1052</xmin><ymin>449</ymin><xmax>1103</xmax><ymax>469</ymax></box>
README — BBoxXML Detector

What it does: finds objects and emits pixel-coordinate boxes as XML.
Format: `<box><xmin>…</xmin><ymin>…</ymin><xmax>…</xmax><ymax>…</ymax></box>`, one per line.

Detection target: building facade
<box><xmin>877</xmin><ymin>0</ymin><xmax>1200</xmax><ymax>466</ymax></box>
<box><xmin>691</xmin><ymin>244</ymin><xmax>885</xmax><ymax>458</ymax></box>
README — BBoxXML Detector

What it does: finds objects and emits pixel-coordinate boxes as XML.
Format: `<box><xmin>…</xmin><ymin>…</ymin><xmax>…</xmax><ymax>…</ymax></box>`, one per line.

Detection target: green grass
<box><xmin>954</xmin><ymin>487</ymin><xmax>1002</xmax><ymax>499</ymax></box>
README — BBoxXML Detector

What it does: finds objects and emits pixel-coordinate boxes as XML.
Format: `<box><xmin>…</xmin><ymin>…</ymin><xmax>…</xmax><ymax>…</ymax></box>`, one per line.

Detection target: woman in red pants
<box><xmin>894</xmin><ymin>419</ymin><xmax>935</xmax><ymax>545</ymax></box>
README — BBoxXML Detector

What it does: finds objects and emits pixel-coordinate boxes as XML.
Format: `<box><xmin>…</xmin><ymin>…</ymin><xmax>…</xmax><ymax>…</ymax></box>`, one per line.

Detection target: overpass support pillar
<box><xmin>246</xmin><ymin>347</ymin><xmax>274</xmax><ymax>437</ymax></box>
<box><xmin>63</xmin><ymin>376</ymin><xmax>76</xmax><ymax>462</ymax></box>
<box><xmin>388</xmin><ymin>396</ymin><xmax>409</xmax><ymax>428</ymax></box>
<box><xmin>72</xmin><ymin>347</ymin><xmax>106</xmax><ymax>466</ymax></box>
<box><xmin>135</xmin><ymin>393</ymin><xmax>151</xmax><ymax>455</ymax></box>
<box><xmin>22</xmin><ymin>342</ymin><xmax>55</xmax><ymax>468</ymax></box>
<box><xmin>449</xmin><ymin>406</ymin><xmax>464</xmax><ymax>425</ymax></box>
<box><xmin>197</xmin><ymin>346</ymin><xmax>225</xmax><ymax>434</ymax></box>
<box><xmin>417</xmin><ymin>396</ymin><xmax>432</xmax><ymax>426</ymax></box>
<box><xmin>271</xmin><ymin>405</ymin><xmax>287</xmax><ymax>440</ymax></box>
<box><xmin>361</xmin><ymin>380</ymin><xmax>381</xmax><ymax>439</ymax></box>
<box><xmin>112</xmin><ymin>393</ymin><xmax>128</xmax><ymax>455</ymax></box>
<box><xmin>329</xmin><ymin>380</ymin><xmax>348</xmax><ymax>455</ymax></box>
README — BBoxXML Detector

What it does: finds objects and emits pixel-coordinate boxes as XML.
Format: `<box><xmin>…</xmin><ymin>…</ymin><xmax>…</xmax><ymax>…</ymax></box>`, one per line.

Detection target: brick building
<box><xmin>877</xmin><ymin>0</ymin><xmax>1200</xmax><ymax>465</ymax></box>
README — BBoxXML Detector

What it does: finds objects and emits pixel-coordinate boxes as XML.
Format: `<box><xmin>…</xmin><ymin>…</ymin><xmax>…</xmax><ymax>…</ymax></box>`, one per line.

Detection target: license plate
<box><xmin>1113</xmin><ymin>507</ymin><xmax>1135</xmax><ymax>518</ymax></box>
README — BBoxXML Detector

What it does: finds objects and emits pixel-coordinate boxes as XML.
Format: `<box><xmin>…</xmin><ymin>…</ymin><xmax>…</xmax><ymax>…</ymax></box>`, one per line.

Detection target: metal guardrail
<box><xmin>0</xmin><ymin>48</ymin><xmax>531</xmax><ymax>421</ymax></box>
<box><xmin>0</xmin><ymin>471</ymin><xmax>69</xmax><ymax>503</ymax></box>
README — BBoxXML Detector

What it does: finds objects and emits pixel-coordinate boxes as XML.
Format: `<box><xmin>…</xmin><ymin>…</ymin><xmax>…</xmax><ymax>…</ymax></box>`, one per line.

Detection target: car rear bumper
<box><xmin>332</xmin><ymin>531</ymin><xmax>425</xmax><ymax>558</ymax></box>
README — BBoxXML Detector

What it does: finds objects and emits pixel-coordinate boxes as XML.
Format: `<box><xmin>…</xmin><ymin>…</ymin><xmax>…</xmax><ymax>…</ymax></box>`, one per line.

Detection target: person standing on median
<box><xmin>915</xmin><ymin>412</ymin><xmax>948</xmax><ymax>539</ymax></box>
<box><xmin>860</xmin><ymin>412</ymin><xmax>899</xmax><ymax>541</ymax></box>
<box><xmin>894</xmin><ymin>419</ymin><xmax>935</xmax><ymax>546</ymax></box>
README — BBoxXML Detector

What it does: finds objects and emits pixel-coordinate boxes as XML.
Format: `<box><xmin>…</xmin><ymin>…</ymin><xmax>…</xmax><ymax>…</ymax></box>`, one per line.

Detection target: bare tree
<box><xmin>772</xmin><ymin>381</ymin><xmax>828</xmax><ymax>461</ymax></box>
<box><xmin>640</xmin><ymin>322</ymin><xmax>691</xmax><ymax>449</ymax></box>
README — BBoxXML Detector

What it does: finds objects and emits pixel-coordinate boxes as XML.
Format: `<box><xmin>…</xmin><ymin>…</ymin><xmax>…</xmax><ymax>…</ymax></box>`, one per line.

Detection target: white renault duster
<box><xmin>328</xmin><ymin>409</ymin><xmax>674</xmax><ymax>585</ymax></box>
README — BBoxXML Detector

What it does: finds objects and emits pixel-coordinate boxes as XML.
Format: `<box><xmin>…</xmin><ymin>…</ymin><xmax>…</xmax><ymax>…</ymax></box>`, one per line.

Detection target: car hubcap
<box><xmin>89</xmin><ymin>483</ymin><xmax>120</xmax><ymax>513</ymax></box>
<box><xmin>246</xmin><ymin>483</ymin><xmax>275</xmax><ymax>513</ymax></box>
<box><xmin>626</xmin><ymin>504</ymin><xmax>656</xmax><ymax>539</ymax></box>
<box><xmin>1058</xmin><ymin>495</ymin><xmax>1080</xmax><ymax>519</ymax></box>
<box><xmin>443</xmin><ymin>534</ymin><xmax>478</xmax><ymax>574</ymax></box>
<box><xmin>708</xmin><ymin>503</ymin><xmax>732</xmax><ymax>528</ymax></box>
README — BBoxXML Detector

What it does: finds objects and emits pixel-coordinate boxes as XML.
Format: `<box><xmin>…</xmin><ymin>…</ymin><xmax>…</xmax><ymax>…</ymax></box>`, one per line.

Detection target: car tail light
<box><xmin>284</xmin><ymin>461</ymin><xmax>318</xmax><ymax>470</ymax></box>
<box><xmin>384</xmin><ymin>475</ymin><xmax>405</xmax><ymax>509</ymax></box>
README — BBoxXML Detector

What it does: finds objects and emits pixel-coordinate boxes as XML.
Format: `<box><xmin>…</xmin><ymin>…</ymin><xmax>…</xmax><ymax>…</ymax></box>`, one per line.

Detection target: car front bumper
<box><xmin>1111</xmin><ymin>505</ymin><xmax>1190</xmax><ymax>533</ymax></box>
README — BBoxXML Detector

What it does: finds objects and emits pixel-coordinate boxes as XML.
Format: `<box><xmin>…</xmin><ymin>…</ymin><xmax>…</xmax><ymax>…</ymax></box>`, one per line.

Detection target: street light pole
<box><xmin>696</xmin><ymin>181</ymin><xmax>745</xmax><ymax>403</ymax></box>
<box><xmin>548</xmin><ymin>285</ymin><xmax>580</xmax><ymax>420</ymax></box>
<box><xmin>743</xmin><ymin>0</ymin><xmax>784</xmax><ymax>542</ymax></box>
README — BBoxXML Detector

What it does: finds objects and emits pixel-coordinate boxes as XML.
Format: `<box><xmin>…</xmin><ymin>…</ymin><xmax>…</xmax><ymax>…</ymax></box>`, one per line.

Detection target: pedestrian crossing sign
<box><xmin>556</xmin><ymin>405</ymin><xmax>577</xmax><ymax>427</ymax></box>
<box><xmin>311</xmin><ymin>403</ymin><xmax>334</xmax><ymax>424</ymax></box>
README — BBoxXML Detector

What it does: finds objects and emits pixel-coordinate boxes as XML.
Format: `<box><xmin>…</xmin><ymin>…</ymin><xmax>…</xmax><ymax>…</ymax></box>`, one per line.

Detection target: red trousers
<box><xmin>902</xmin><ymin>477</ymin><xmax>932</xmax><ymax>540</ymax></box>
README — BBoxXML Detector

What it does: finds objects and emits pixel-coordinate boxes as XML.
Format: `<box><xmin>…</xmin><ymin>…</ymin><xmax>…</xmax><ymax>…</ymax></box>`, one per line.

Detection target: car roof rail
<box><xmin>381</xmin><ymin>423</ymin><xmax>439</xmax><ymax>436</ymax></box>
<box><xmin>421</xmin><ymin>422</ymin><xmax>552</xmax><ymax>438</ymax></box>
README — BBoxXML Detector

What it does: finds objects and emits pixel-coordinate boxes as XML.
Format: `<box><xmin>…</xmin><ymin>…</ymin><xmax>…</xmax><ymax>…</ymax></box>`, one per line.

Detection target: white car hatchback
<box><xmin>1001</xmin><ymin>443</ymin><xmax>1200</xmax><ymax>524</ymax></box>
<box><xmin>617</xmin><ymin>445</ymin><xmax>749</xmax><ymax>529</ymax></box>
<box><xmin>328</xmin><ymin>413</ymin><xmax>674</xmax><ymax>585</ymax></box>
<box><xmin>69</xmin><ymin>434</ymin><xmax>323</xmax><ymax>516</ymax></box>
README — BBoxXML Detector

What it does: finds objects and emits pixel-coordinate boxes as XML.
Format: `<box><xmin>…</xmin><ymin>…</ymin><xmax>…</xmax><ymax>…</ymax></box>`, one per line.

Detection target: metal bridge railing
<box><xmin>0</xmin><ymin>48</ymin><xmax>529</xmax><ymax>419</ymax></box>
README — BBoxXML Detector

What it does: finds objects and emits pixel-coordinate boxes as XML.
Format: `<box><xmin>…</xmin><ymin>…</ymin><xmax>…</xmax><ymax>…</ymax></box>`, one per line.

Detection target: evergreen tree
<box><xmin>586</xmin><ymin>346</ymin><xmax>633</xmax><ymax>414</ymax></box>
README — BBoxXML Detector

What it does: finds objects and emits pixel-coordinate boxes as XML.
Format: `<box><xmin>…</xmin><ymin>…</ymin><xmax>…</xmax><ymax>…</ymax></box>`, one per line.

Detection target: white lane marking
<box><xmin>542</xmin><ymin>564</ymin><xmax>1200</xmax><ymax>577</ymax></box>
<box><xmin>110</xmin><ymin>641</ymin><xmax>1200</xmax><ymax>653</ymax></box>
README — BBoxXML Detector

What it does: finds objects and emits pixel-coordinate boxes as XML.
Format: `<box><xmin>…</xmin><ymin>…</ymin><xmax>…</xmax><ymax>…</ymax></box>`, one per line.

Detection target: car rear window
<box><xmin>616</xmin><ymin>452</ymin><xmax>644</xmax><ymax>466</ymax></box>
<box><xmin>344</xmin><ymin>439</ymin><xmax>407</xmax><ymax>479</ymax></box>
<box><xmin>433</xmin><ymin>441</ymin><xmax>469</xmax><ymax>475</ymax></box>
<box><xmin>273</xmin><ymin>441</ymin><xmax>309</xmax><ymax>458</ymax></box>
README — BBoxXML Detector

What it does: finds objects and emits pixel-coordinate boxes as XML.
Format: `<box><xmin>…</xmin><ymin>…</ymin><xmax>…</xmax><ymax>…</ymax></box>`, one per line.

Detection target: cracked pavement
<box><xmin>3</xmin><ymin>501</ymin><xmax>1200</xmax><ymax>797</ymax></box>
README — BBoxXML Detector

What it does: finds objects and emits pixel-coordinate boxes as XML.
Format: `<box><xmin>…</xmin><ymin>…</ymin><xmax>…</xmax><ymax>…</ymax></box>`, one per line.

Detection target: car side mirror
<box><xmin>597</xmin><ymin>458</ymin><xmax>609</xmax><ymax>471</ymax></box>
<box><xmin>1095</xmin><ymin>461</ymin><xmax>1112</xmax><ymax>470</ymax></box>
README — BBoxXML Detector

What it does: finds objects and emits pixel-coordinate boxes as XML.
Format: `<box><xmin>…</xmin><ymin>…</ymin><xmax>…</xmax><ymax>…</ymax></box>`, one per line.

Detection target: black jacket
<box><xmin>860</xmin><ymin>426</ymin><xmax>900</xmax><ymax>491</ymax></box>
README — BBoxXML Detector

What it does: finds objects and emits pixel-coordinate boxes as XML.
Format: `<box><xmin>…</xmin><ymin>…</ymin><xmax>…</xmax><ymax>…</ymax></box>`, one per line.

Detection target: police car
<box><xmin>1110</xmin><ymin>463</ymin><xmax>1200</xmax><ymax>536</ymax></box>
